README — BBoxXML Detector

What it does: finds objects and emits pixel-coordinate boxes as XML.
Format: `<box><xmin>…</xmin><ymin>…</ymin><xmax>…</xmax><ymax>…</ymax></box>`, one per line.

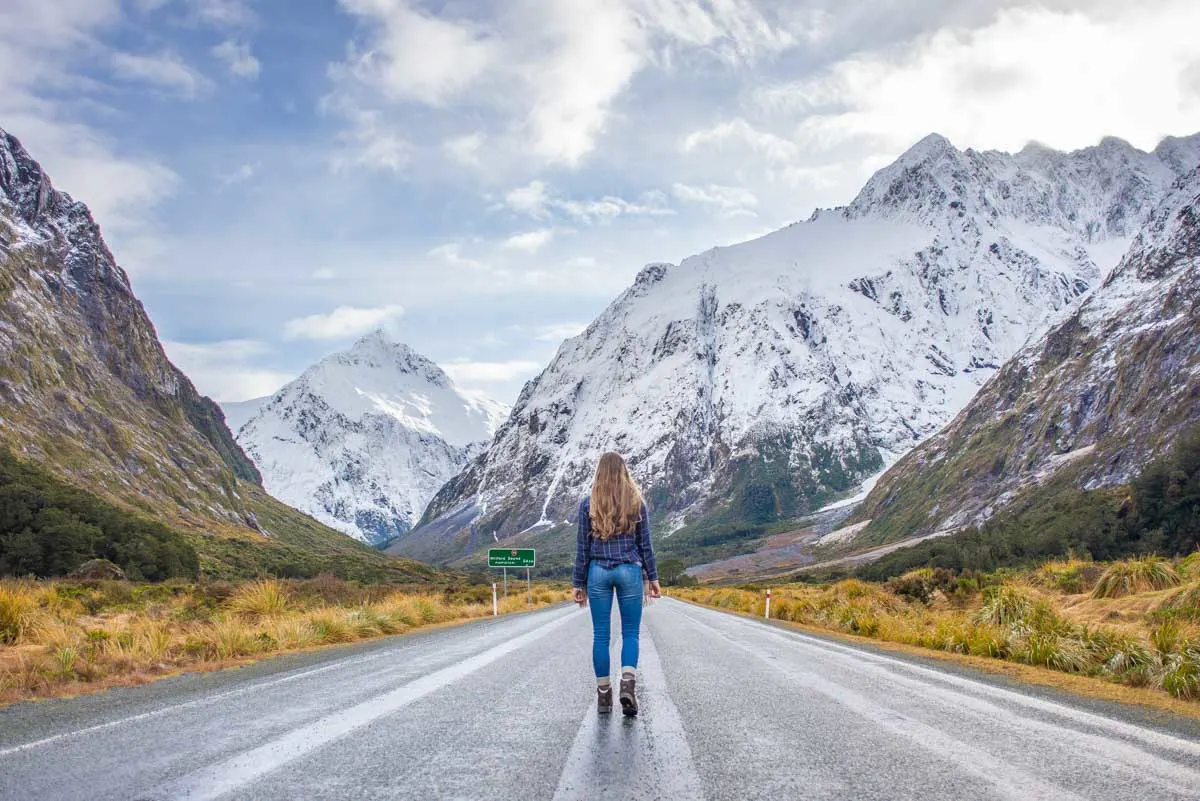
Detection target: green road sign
<box><xmin>488</xmin><ymin>548</ymin><xmax>536</xmax><ymax>568</ymax></box>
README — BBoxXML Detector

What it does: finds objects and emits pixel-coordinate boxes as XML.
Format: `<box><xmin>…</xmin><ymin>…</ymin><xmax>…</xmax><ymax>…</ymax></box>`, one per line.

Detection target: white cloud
<box><xmin>212</xmin><ymin>39</ymin><xmax>260</xmax><ymax>78</ymax></box>
<box><xmin>219</xmin><ymin>161</ymin><xmax>259</xmax><ymax>186</ymax></box>
<box><xmin>329</xmin><ymin>0</ymin><xmax>800</xmax><ymax>169</ymax></box>
<box><xmin>335</xmin><ymin>0</ymin><xmax>495</xmax><ymax>107</ymax></box>
<box><xmin>502</xmin><ymin>229</ymin><xmax>554</xmax><ymax>253</ymax></box>
<box><xmin>0</xmin><ymin>1</ymin><xmax>180</xmax><ymax>273</ymax></box>
<box><xmin>162</xmin><ymin>339</ymin><xmax>294</xmax><ymax>402</ymax></box>
<box><xmin>110</xmin><ymin>50</ymin><xmax>213</xmax><ymax>98</ymax></box>
<box><xmin>331</xmin><ymin>107</ymin><xmax>410</xmax><ymax>172</ymax></box>
<box><xmin>557</xmin><ymin>191</ymin><xmax>672</xmax><ymax>224</ymax></box>
<box><xmin>187</xmin><ymin>0</ymin><xmax>256</xmax><ymax>29</ymax></box>
<box><xmin>672</xmin><ymin>182</ymin><xmax>758</xmax><ymax>217</ymax></box>
<box><xmin>503</xmin><ymin>180</ymin><xmax>672</xmax><ymax>224</ymax></box>
<box><xmin>312</xmin><ymin>267</ymin><xmax>337</xmax><ymax>280</ymax></box>
<box><xmin>283</xmin><ymin>304</ymin><xmax>405</xmax><ymax>341</ymax></box>
<box><xmin>442</xmin><ymin>359</ymin><xmax>544</xmax><ymax>384</ymax></box>
<box><xmin>633</xmin><ymin>0</ymin><xmax>797</xmax><ymax>64</ymax></box>
<box><xmin>504</xmin><ymin>180</ymin><xmax>551</xmax><ymax>217</ymax></box>
<box><xmin>444</xmin><ymin>131</ymin><xmax>485</xmax><ymax>166</ymax></box>
<box><xmin>683</xmin><ymin>118</ymin><xmax>798</xmax><ymax>164</ymax></box>
<box><xmin>531</xmin><ymin>322</ymin><xmax>587</xmax><ymax>342</ymax></box>
<box><xmin>767</xmin><ymin>2</ymin><xmax>1200</xmax><ymax>154</ymax></box>
<box><xmin>428</xmin><ymin>242</ymin><xmax>486</xmax><ymax>270</ymax></box>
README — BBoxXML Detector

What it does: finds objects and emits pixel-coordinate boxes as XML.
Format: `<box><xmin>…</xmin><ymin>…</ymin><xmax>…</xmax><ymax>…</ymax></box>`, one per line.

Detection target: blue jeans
<box><xmin>586</xmin><ymin>562</ymin><xmax>643</xmax><ymax>678</ymax></box>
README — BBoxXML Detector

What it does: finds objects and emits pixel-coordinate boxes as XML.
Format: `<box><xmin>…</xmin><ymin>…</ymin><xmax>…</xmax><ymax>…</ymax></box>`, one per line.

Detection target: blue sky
<box><xmin>2</xmin><ymin>0</ymin><xmax>1198</xmax><ymax>405</ymax></box>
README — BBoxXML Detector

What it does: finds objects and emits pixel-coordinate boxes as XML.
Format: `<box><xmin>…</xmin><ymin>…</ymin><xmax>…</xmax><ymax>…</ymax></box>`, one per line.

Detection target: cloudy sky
<box><xmin>3</xmin><ymin>0</ymin><xmax>1198</xmax><ymax>405</ymax></box>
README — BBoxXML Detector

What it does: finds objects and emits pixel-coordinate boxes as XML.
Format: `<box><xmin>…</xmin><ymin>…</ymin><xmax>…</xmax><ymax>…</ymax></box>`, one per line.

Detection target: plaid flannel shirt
<box><xmin>572</xmin><ymin>497</ymin><xmax>658</xmax><ymax>588</ymax></box>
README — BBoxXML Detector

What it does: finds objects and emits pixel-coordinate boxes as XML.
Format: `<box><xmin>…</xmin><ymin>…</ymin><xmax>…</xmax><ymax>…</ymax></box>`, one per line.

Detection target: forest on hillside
<box><xmin>857</xmin><ymin>430</ymin><xmax>1200</xmax><ymax>581</ymax></box>
<box><xmin>0</xmin><ymin>450</ymin><xmax>199</xmax><ymax>580</ymax></box>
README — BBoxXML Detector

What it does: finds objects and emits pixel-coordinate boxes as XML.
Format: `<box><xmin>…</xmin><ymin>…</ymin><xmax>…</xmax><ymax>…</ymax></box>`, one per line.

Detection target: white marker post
<box><xmin>492</xmin><ymin>583</ymin><xmax>498</xmax><ymax>616</ymax></box>
<box><xmin>765</xmin><ymin>589</ymin><xmax>772</xmax><ymax>620</ymax></box>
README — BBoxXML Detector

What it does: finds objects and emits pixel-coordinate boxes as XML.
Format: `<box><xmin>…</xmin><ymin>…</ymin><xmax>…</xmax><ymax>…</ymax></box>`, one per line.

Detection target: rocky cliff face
<box><xmin>235</xmin><ymin>333</ymin><xmax>507</xmax><ymax>544</ymax></box>
<box><xmin>856</xmin><ymin>165</ymin><xmax>1200</xmax><ymax>543</ymax></box>
<box><xmin>0</xmin><ymin>126</ymin><xmax>265</xmax><ymax>531</ymax></box>
<box><xmin>394</xmin><ymin>132</ymin><xmax>1200</xmax><ymax>564</ymax></box>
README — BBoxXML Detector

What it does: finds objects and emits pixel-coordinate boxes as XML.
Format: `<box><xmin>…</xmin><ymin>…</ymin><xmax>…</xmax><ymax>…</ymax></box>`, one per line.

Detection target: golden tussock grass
<box><xmin>0</xmin><ymin>577</ymin><xmax>570</xmax><ymax>706</ymax></box>
<box><xmin>674</xmin><ymin>551</ymin><xmax>1200</xmax><ymax>706</ymax></box>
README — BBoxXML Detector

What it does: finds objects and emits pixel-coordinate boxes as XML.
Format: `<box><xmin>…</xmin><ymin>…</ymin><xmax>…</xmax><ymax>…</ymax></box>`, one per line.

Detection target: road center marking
<box><xmin>552</xmin><ymin>623</ymin><xmax>706</xmax><ymax>801</ymax></box>
<box><xmin>139</xmin><ymin>608</ymin><xmax>577</xmax><ymax>801</ymax></box>
<box><xmin>673</xmin><ymin>599</ymin><xmax>1200</xmax><ymax>758</ymax></box>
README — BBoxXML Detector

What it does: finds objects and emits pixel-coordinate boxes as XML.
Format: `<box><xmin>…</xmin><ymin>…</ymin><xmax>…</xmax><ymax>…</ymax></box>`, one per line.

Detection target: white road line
<box><xmin>674</xmin><ymin>601</ymin><xmax>1200</xmax><ymax>795</ymax></box>
<box><xmin>713</xmin><ymin>612</ymin><xmax>1200</xmax><ymax>793</ymax></box>
<box><xmin>552</xmin><ymin>626</ymin><xmax>706</xmax><ymax>801</ymax></box>
<box><xmin>671</xmin><ymin>599</ymin><xmax>1200</xmax><ymax>757</ymax></box>
<box><xmin>676</xmin><ymin>605</ymin><xmax>1089</xmax><ymax>801</ymax></box>
<box><xmin>142</xmin><ymin>608</ymin><xmax>578</xmax><ymax>801</ymax></box>
<box><xmin>0</xmin><ymin>606</ymin><xmax>558</xmax><ymax>759</ymax></box>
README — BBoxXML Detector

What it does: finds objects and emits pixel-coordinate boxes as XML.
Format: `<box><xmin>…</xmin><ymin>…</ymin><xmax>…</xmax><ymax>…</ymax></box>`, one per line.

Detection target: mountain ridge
<box><xmin>392</xmin><ymin>131</ymin><xmax>1200</xmax><ymax>567</ymax></box>
<box><xmin>852</xmin><ymin>163</ymin><xmax>1200</xmax><ymax>546</ymax></box>
<box><xmin>235</xmin><ymin>331</ymin><xmax>508</xmax><ymax>544</ymax></box>
<box><xmin>0</xmin><ymin>125</ymin><xmax>444</xmax><ymax>581</ymax></box>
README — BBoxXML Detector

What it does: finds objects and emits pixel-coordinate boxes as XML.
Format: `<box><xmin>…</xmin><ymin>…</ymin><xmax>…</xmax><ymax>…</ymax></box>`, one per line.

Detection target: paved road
<box><xmin>2</xmin><ymin>599</ymin><xmax>1198</xmax><ymax>800</ymax></box>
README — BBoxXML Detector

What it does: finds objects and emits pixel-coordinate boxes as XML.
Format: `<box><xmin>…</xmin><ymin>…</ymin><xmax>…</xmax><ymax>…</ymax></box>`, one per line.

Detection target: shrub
<box><xmin>975</xmin><ymin>585</ymin><xmax>1034</xmax><ymax>627</ymax></box>
<box><xmin>887</xmin><ymin>568</ymin><xmax>956</xmax><ymax>605</ymax></box>
<box><xmin>1155</xmin><ymin>581</ymin><xmax>1200</xmax><ymax>620</ymax></box>
<box><xmin>1033</xmin><ymin>558</ymin><xmax>1103</xmax><ymax>594</ymax></box>
<box><xmin>228</xmin><ymin>580</ymin><xmax>289</xmax><ymax>619</ymax></box>
<box><xmin>0</xmin><ymin>582</ymin><xmax>42</xmax><ymax>644</ymax></box>
<box><xmin>1086</xmin><ymin>629</ymin><xmax>1153</xmax><ymax>679</ymax></box>
<box><xmin>1091</xmin><ymin>557</ymin><xmax>1181</xmax><ymax>599</ymax></box>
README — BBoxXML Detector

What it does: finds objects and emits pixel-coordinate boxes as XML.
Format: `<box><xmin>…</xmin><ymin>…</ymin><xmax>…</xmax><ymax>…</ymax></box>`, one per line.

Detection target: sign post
<box><xmin>488</xmin><ymin>549</ymin><xmax>536</xmax><ymax>609</ymax></box>
<box><xmin>492</xmin><ymin>583</ymin><xmax>498</xmax><ymax>616</ymax></box>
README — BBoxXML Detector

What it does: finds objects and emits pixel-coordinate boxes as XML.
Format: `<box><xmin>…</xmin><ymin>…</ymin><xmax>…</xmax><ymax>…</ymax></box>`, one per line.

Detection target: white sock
<box><xmin>621</xmin><ymin>667</ymin><xmax>636</xmax><ymax>680</ymax></box>
<box><xmin>597</xmin><ymin>677</ymin><xmax>611</xmax><ymax>688</ymax></box>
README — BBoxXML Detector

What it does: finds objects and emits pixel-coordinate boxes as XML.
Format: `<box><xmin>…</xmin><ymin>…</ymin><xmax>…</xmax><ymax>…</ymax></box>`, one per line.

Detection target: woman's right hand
<box><xmin>573</xmin><ymin>587</ymin><xmax>587</xmax><ymax>606</ymax></box>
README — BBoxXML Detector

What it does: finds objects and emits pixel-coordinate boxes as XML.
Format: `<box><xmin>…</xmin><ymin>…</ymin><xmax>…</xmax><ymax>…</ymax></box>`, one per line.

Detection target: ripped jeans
<box><xmin>586</xmin><ymin>561</ymin><xmax>644</xmax><ymax>678</ymax></box>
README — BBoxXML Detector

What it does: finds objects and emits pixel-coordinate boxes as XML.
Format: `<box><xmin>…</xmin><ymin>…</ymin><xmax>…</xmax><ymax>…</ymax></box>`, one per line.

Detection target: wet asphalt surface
<box><xmin>2</xmin><ymin>598</ymin><xmax>1198</xmax><ymax>801</ymax></box>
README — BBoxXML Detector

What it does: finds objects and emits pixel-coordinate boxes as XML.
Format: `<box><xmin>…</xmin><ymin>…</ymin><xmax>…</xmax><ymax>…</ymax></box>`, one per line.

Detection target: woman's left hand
<box><xmin>573</xmin><ymin>587</ymin><xmax>587</xmax><ymax>605</ymax></box>
<box><xmin>649</xmin><ymin>580</ymin><xmax>662</xmax><ymax>599</ymax></box>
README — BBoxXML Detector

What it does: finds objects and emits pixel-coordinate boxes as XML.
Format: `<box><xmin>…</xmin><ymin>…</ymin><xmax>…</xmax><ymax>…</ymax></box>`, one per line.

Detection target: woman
<box><xmin>572</xmin><ymin>452</ymin><xmax>662</xmax><ymax>717</ymax></box>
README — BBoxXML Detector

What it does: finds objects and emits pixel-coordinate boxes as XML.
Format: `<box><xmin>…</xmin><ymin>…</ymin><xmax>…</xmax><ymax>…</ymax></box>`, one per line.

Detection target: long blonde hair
<box><xmin>589</xmin><ymin>452</ymin><xmax>643</xmax><ymax>540</ymax></box>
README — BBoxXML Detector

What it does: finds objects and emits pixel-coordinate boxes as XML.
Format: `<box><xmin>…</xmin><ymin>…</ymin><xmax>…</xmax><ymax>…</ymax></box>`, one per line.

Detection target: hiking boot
<box><xmin>619</xmin><ymin>674</ymin><xmax>638</xmax><ymax>717</ymax></box>
<box><xmin>597</xmin><ymin>685</ymin><xmax>613</xmax><ymax>714</ymax></box>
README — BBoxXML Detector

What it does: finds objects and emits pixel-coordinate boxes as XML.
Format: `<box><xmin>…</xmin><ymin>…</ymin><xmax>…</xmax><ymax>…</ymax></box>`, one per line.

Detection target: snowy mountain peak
<box><xmin>847</xmin><ymin>133</ymin><xmax>1193</xmax><ymax>242</ymax></box>
<box><xmin>326</xmin><ymin>330</ymin><xmax>450</xmax><ymax>387</ymax></box>
<box><xmin>234</xmin><ymin>339</ymin><xmax>508</xmax><ymax>544</ymax></box>
<box><xmin>897</xmin><ymin>132</ymin><xmax>958</xmax><ymax>165</ymax></box>
<box><xmin>397</xmin><ymin>130</ymin><xmax>1200</xmax><ymax>566</ymax></box>
<box><xmin>1153</xmin><ymin>134</ymin><xmax>1200</xmax><ymax>175</ymax></box>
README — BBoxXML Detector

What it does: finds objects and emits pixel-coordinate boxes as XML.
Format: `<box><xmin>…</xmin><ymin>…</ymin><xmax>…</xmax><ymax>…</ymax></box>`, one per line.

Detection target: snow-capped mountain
<box><xmin>235</xmin><ymin>332</ymin><xmax>508</xmax><ymax>544</ymax></box>
<box><xmin>856</xmin><ymin>163</ymin><xmax>1200</xmax><ymax>542</ymax></box>
<box><xmin>395</xmin><ymin>132</ymin><xmax>1200</xmax><ymax>564</ymax></box>
<box><xmin>0</xmin><ymin>125</ymin><xmax>262</xmax><ymax>524</ymax></box>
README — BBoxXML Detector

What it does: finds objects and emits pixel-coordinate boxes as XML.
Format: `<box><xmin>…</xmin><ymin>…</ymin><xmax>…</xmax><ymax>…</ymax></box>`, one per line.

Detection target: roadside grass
<box><xmin>674</xmin><ymin>553</ymin><xmax>1200</xmax><ymax>703</ymax></box>
<box><xmin>1091</xmin><ymin>557</ymin><xmax>1181</xmax><ymax>599</ymax></box>
<box><xmin>0</xmin><ymin>576</ymin><xmax>569</xmax><ymax>705</ymax></box>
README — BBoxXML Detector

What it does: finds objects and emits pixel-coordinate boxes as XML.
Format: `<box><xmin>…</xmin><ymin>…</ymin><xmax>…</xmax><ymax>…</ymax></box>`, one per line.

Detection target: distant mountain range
<box><xmin>230</xmin><ymin>333</ymin><xmax>507</xmax><ymax>545</ymax></box>
<box><xmin>0</xmin><ymin>125</ymin><xmax>442</xmax><ymax>581</ymax></box>
<box><xmin>854</xmin><ymin>162</ymin><xmax>1200</xmax><ymax>547</ymax></box>
<box><xmin>389</xmin><ymin>131</ymin><xmax>1200</xmax><ymax>567</ymax></box>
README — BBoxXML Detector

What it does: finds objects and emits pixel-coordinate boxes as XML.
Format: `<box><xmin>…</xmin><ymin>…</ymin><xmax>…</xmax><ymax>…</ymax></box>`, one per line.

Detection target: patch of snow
<box><xmin>816</xmin><ymin>519</ymin><xmax>872</xmax><ymax>546</ymax></box>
